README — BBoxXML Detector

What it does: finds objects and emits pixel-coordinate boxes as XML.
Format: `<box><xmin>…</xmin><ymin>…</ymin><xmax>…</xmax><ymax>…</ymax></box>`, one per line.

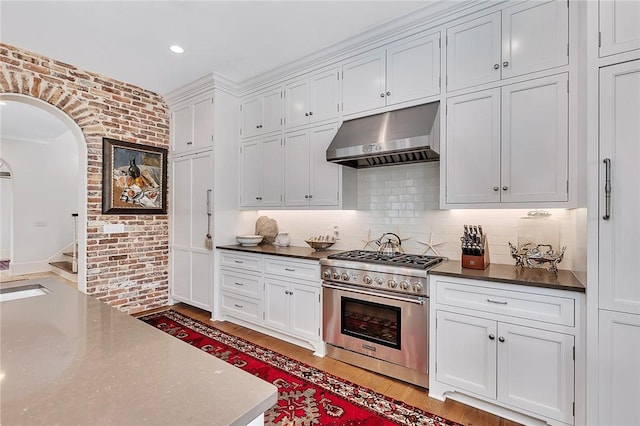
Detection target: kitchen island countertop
<box><xmin>430</xmin><ymin>260</ymin><xmax>585</xmax><ymax>292</ymax></box>
<box><xmin>217</xmin><ymin>244</ymin><xmax>344</xmax><ymax>261</ymax></box>
<box><xmin>0</xmin><ymin>277</ymin><xmax>277</xmax><ymax>426</ymax></box>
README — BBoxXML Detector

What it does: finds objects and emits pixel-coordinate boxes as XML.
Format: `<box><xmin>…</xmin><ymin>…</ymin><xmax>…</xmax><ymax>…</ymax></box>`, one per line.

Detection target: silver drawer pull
<box><xmin>234</xmin><ymin>303</ymin><xmax>244</xmax><ymax>308</ymax></box>
<box><xmin>234</xmin><ymin>260</ymin><xmax>244</xmax><ymax>264</ymax></box>
<box><xmin>487</xmin><ymin>298</ymin><xmax>508</xmax><ymax>305</ymax></box>
<box><xmin>234</xmin><ymin>282</ymin><xmax>244</xmax><ymax>286</ymax></box>
<box><xmin>285</xmin><ymin>268</ymin><xmax>295</xmax><ymax>272</ymax></box>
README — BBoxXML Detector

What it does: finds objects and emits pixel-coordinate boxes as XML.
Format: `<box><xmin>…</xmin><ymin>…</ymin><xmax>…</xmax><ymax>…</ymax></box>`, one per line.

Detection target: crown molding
<box><xmin>235</xmin><ymin>0</ymin><xmax>485</xmax><ymax>93</ymax></box>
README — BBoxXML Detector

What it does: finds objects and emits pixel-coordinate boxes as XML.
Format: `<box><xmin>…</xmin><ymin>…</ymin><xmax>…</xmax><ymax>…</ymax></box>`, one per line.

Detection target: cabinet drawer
<box><xmin>263</xmin><ymin>257</ymin><xmax>320</xmax><ymax>282</ymax></box>
<box><xmin>219</xmin><ymin>250</ymin><xmax>262</xmax><ymax>272</ymax></box>
<box><xmin>221</xmin><ymin>292</ymin><xmax>261</xmax><ymax>323</ymax></box>
<box><xmin>220</xmin><ymin>270</ymin><xmax>261</xmax><ymax>298</ymax></box>
<box><xmin>435</xmin><ymin>280</ymin><xmax>574</xmax><ymax>326</ymax></box>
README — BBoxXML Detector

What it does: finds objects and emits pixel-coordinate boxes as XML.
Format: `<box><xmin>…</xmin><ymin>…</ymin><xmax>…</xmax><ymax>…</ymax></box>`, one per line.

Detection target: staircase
<box><xmin>50</xmin><ymin>213</ymin><xmax>78</xmax><ymax>283</ymax></box>
<box><xmin>49</xmin><ymin>251</ymin><xmax>77</xmax><ymax>282</ymax></box>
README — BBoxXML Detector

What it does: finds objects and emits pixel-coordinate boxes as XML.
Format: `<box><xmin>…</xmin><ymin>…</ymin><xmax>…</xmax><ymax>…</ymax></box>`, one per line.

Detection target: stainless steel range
<box><xmin>321</xmin><ymin>250</ymin><xmax>446</xmax><ymax>388</ymax></box>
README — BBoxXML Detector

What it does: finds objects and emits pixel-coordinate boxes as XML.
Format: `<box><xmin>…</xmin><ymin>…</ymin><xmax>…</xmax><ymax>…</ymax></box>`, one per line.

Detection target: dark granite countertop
<box><xmin>430</xmin><ymin>260</ymin><xmax>585</xmax><ymax>293</ymax></box>
<box><xmin>217</xmin><ymin>244</ymin><xmax>344</xmax><ymax>261</ymax></box>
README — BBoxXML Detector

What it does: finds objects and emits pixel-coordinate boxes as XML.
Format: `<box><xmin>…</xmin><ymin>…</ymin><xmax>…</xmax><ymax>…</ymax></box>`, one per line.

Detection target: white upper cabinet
<box><xmin>284</xmin><ymin>123</ymin><xmax>340</xmax><ymax>207</ymax></box>
<box><xmin>171</xmin><ymin>96</ymin><xmax>214</xmax><ymax>154</ymax></box>
<box><xmin>445</xmin><ymin>88</ymin><xmax>502</xmax><ymax>204</ymax></box>
<box><xmin>599</xmin><ymin>0</ymin><xmax>640</xmax><ymax>57</ymax></box>
<box><xmin>446</xmin><ymin>12</ymin><xmax>502</xmax><ymax>92</ymax></box>
<box><xmin>446</xmin><ymin>0</ymin><xmax>568</xmax><ymax>92</ymax></box>
<box><xmin>445</xmin><ymin>73</ymin><xmax>568</xmax><ymax>206</ymax></box>
<box><xmin>342</xmin><ymin>31</ymin><xmax>441</xmax><ymax>116</ymax></box>
<box><xmin>239</xmin><ymin>136</ymin><xmax>282</xmax><ymax>208</ymax></box>
<box><xmin>240</xmin><ymin>87</ymin><xmax>283</xmax><ymax>139</ymax></box>
<box><xmin>284</xmin><ymin>67</ymin><xmax>340</xmax><ymax>129</ymax></box>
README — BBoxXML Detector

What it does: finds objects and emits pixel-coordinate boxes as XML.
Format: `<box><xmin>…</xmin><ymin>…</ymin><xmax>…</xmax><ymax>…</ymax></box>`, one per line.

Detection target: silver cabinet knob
<box><xmin>380</xmin><ymin>93</ymin><xmax>385</xmax><ymax>97</ymax></box>
<box><xmin>503</xmin><ymin>61</ymin><xmax>509</xmax><ymax>67</ymax></box>
<box><xmin>502</xmin><ymin>186</ymin><xmax>508</xmax><ymax>191</ymax></box>
<box><xmin>256</xmin><ymin>125</ymin><xmax>260</xmax><ymax>128</ymax></box>
<box><xmin>304</xmin><ymin>195</ymin><xmax>309</xmax><ymax>199</ymax></box>
<box><xmin>309</xmin><ymin>111</ymin><xmax>313</xmax><ymax>115</ymax></box>
<box><xmin>305</xmin><ymin>112</ymin><xmax>309</xmax><ymax>116</ymax></box>
<box><xmin>386</xmin><ymin>91</ymin><xmax>391</xmax><ymax>96</ymax></box>
<box><xmin>187</xmin><ymin>141</ymin><xmax>193</xmax><ymax>145</ymax></box>
<box><xmin>498</xmin><ymin>336</ymin><xmax>505</xmax><ymax>342</ymax></box>
<box><xmin>489</xmin><ymin>334</ymin><xmax>495</xmax><ymax>340</ymax></box>
<box><xmin>493</xmin><ymin>186</ymin><xmax>499</xmax><ymax>191</ymax></box>
<box><xmin>494</xmin><ymin>64</ymin><xmax>500</xmax><ymax>70</ymax></box>
<box><xmin>308</xmin><ymin>194</ymin><xmax>313</xmax><ymax>198</ymax></box>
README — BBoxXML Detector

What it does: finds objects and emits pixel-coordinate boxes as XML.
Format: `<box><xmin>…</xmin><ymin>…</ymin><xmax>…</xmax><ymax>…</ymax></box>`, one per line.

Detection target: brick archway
<box><xmin>1</xmin><ymin>43</ymin><xmax>170</xmax><ymax>313</ymax></box>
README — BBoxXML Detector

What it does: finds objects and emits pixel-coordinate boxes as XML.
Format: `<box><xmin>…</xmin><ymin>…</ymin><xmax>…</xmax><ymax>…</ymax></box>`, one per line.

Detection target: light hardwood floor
<box><xmin>146</xmin><ymin>303</ymin><xmax>521</xmax><ymax>426</ymax></box>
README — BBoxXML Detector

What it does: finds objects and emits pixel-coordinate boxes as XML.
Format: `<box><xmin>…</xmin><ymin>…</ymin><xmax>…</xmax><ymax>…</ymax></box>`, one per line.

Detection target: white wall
<box><xmin>0</xmin><ymin>131</ymin><xmax>79</xmax><ymax>274</ymax></box>
<box><xmin>257</xmin><ymin>162</ymin><xmax>577</xmax><ymax>270</ymax></box>
<box><xmin>0</xmin><ymin>163</ymin><xmax>11</xmax><ymax>259</ymax></box>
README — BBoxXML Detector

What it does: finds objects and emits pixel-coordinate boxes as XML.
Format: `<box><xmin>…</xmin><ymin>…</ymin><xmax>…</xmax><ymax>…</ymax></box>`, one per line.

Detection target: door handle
<box><xmin>603</xmin><ymin>158</ymin><xmax>611</xmax><ymax>220</ymax></box>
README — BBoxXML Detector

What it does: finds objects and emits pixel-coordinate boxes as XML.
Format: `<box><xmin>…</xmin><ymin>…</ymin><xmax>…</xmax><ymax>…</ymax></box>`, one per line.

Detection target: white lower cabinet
<box><xmin>219</xmin><ymin>250</ymin><xmax>324</xmax><ymax>354</ymax></box>
<box><xmin>430</xmin><ymin>276</ymin><xmax>582</xmax><ymax>425</ymax></box>
<box><xmin>597</xmin><ymin>310</ymin><xmax>640</xmax><ymax>426</ymax></box>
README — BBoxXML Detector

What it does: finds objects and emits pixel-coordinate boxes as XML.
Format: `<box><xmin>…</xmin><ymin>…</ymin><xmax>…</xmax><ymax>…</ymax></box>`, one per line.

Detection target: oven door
<box><xmin>322</xmin><ymin>282</ymin><xmax>428</xmax><ymax>373</ymax></box>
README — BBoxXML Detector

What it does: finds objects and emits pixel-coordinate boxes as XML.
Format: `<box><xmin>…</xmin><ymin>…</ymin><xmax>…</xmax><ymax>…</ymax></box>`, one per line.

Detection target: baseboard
<box><xmin>10</xmin><ymin>261</ymin><xmax>50</xmax><ymax>276</ymax></box>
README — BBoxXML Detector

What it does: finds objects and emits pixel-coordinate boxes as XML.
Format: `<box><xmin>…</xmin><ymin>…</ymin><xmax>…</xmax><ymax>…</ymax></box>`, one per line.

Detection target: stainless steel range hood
<box><xmin>326</xmin><ymin>102</ymin><xmax>440</xmax><ymax>169</ymax></box>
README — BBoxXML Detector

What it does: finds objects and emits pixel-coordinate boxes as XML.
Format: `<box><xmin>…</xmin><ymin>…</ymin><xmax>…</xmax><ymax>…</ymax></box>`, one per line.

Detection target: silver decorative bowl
<box><xmin>305</xmin><ymin>239</ymin><xmax>335</xmax><ymax>251</ymax></box>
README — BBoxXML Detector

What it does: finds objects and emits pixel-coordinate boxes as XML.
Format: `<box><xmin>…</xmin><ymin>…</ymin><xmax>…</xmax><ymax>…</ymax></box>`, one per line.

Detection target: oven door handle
<box><xmin>322</xmin><ymin>282</ymin><xmax>426</xmax><ymax>305</ymax></box>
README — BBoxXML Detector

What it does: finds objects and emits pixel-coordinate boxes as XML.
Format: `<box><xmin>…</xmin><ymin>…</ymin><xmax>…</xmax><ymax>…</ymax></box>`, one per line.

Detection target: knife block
<box><xmin>462</xmin><ymin>238</ymin><xmax>490</xmax><ymax>270</ymax></box>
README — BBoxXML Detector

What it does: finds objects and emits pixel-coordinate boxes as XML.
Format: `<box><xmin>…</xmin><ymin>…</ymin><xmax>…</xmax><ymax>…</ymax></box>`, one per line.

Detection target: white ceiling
<box><xmin>0</xmin><ymin>1</ymin><xmax>433</xmax><ymax>95</ymax></box>
<box><xmin>0</xmin><ymin>101</ymin><xmax>69</xmax><ymax>144</ymax></box>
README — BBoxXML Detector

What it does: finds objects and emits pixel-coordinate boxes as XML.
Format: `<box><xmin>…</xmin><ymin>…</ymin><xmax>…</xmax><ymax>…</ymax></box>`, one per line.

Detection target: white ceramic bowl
<box><xmin>236</xmin><ymin>235</ymin><xmax>264</xmax><ymax>246</ymax></box>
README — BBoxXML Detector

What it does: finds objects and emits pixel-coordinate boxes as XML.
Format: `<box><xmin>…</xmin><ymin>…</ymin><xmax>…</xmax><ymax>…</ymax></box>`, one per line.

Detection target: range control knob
<box><xmin>363</xmin><ymin>275</ymin><xmax>372</xmax><ymax>285</ymax></box>
<box><xmin>400</xmin><ymin>280</ymin><xmax>409</xmax><ymax>290</ymax></box>
<box><xmin>375</xmin><ymin>277</ymin><xmax>384</xmax><ymax>286</ymax></box>
<box><xmin>332</xmin><ymin>271</ymin><xmax>340</xmax><ymax>280</ymax></box>
<box><xmin>387</xmin><ymin>280</ymin><xmax>397</xmax><ymax>289</ymax></box>
<box><xmin>341</xmin><ymin>273</ymin><xmax>350</xmax><ymax>281</ymax></box>
<box><xmin>322</xmin><ymin>270</ymin><xmax>331</xmax><ymax>280</ymax></box>
<box><xmin>412</xmin><ymin>282</ymin><xmax>423</xmax><ymax>293</ymax></box>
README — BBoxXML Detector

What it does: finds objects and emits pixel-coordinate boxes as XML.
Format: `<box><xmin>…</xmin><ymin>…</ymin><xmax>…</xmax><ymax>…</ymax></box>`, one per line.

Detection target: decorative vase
<box><xmin>275</xmin><ymin>232</ymin><xmax>290</xmax><ymax>247</ymax></box>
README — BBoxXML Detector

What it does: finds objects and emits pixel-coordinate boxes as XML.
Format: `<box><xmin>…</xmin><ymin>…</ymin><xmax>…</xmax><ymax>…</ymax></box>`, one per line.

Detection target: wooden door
<box><xmin>435</xmin><ymin>311</ymin><xmax>497</xmax><ymax>399</ymax></box>
<box><xmin>445</xmin><ymin>88</ymin><xmax>501</xmax><ymax>204</ymax></box>
<box><xmin>341</xmin><ymin>49</ymin><xmax>386</xmax><ymax>115</ymax></box>
<box><xmin>501</xmin><ymin>74</ymin><xmax>569</xmax><ymax>203</ymax></box>
<box><xmin>501</xmin><ymin>0</ymin><xmax>568</xmax><ymax>79</ymax></box>
<box><xmin>497</xmin><ymin>322</ymin><xmax>574</xmax><ymax>424</ymax></box>
<box><xmin>386</xmin><ymin>31</ymin><xmax>441</xmax><ymax>104</ymax></box>
<box><xmin>599</xmin><ymin>60</ymin><xmax>640</xmax><ymax>314</ymax></box>
<box><xmin>446</xmin><ymin>12</ymin><xmax>501</xmax><ymax>92</ymax></box>
<box><xmin>309</xmin><ymin>123</ymin><xmax>339</xmax><ymax>207</ymax></box>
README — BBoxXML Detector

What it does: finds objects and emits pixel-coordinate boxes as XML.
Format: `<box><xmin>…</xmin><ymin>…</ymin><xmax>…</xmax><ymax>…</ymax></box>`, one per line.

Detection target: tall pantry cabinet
<box><xmin>169</xmin><ymin>92</ymin><xmax>215</xmax><ymax>311</ymax></box>
<box><xmin>596</xmin><ymin>60</ymin><xmax>640</xmax><ymax>426</ymax></box>
<box><xmin>590</xmin><ymin>1</ymin><xmax>640</xmax><ymax>424</ymax></box>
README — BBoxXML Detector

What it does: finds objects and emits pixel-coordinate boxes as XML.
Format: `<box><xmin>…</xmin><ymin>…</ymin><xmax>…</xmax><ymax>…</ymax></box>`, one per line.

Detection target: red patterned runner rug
<box><xmin>139</xmin><ymin>310</ymin><xmax>460</xmax><ymax>426</ymax></box>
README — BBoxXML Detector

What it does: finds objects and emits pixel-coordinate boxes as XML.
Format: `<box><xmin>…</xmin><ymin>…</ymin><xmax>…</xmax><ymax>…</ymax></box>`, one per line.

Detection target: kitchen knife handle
<box><xmin>603</xmin><ymin>158</ymin><xmax>611</xmax><ymax>220</ymax></box>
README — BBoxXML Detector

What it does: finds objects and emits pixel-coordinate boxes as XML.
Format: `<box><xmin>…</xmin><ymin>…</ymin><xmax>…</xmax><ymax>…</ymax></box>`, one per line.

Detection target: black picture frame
<box><xmin>102</xmin><ymin>138</ymin><xmax>168</xmax><ymax>214</ymax></box>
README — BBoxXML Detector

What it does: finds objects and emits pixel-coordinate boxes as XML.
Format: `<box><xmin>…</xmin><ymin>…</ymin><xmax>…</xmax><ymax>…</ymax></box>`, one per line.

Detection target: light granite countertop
<box><xmin>0</xmin><ymin>277</ymin><xmax>277</xmax><ymax>426</ymax></box>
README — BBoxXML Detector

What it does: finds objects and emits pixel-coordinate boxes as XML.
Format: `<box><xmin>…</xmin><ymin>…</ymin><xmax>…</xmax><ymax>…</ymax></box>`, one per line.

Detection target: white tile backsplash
<box><xmin>259</xmin><ymin>163</ymin><xmax>577</xmax><ymax>270</ymax></box>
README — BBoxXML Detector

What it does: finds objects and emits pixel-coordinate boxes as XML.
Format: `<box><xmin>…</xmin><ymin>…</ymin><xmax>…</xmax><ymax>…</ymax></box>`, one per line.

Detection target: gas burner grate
<box><xmin>327</xmin><ymin>250</ymin><xmax>445</xmax><ymax>270</ymax></box>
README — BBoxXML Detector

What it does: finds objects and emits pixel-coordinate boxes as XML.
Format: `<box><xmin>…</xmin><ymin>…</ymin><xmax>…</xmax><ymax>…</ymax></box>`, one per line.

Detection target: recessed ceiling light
<box><xmin>169</xmin><ymin>45</ymin><xmax>184</xmax><ymax>54</ymax></box>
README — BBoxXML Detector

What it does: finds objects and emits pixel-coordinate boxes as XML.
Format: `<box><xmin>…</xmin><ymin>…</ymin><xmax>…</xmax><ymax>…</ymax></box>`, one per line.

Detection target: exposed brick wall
<box><xmin>0</xmin><ymin>43</ymin><xmax>170</xmax><ymax>314</ymax></box>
